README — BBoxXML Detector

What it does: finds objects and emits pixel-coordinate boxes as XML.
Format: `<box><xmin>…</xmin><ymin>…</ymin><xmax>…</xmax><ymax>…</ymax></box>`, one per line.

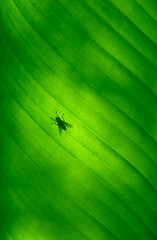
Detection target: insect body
<box><xmin>50</xmin><ymin>111</ymin><xmax>73</xmax><ymax>134</ymax></box>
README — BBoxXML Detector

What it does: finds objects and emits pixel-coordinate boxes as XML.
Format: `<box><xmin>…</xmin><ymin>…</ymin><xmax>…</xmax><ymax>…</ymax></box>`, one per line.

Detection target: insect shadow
<box><xmin>50</xmin><ymin>111</ymin><xmax>73</xmax><ymax>135</ymax></box>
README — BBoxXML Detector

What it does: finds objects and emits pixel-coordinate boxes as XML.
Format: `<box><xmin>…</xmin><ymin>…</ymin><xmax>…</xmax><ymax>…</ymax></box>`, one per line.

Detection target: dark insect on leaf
<box><xmin>50</xmin><ymin>111</ymin><xmax>73</xmax><ymax>134</ymax></box>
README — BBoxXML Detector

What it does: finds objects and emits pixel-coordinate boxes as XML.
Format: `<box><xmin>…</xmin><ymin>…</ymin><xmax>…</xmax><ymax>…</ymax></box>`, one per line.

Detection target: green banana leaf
<box><xmin>1</xmin><ymin>0</ymin><xmax>157</xmax><ymax>239</ymax></box>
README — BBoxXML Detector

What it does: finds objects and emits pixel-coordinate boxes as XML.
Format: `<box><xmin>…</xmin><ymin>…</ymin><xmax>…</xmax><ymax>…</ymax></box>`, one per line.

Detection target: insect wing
<box><xmin>58</xmin><ymin>126</ymin><xmax>62</xmax><ymax>135</ymax></box>
<box><xmin>65</xmin><ymin>122</ymin><xmax>73</xmax><ymax>128</ymax></box>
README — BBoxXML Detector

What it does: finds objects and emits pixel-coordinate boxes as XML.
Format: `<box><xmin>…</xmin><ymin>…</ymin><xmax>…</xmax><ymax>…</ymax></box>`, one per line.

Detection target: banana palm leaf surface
<box><xmin>0</xmin><ymin>0</ymin><xmax>157</xmax><ymax>239</ymax></box>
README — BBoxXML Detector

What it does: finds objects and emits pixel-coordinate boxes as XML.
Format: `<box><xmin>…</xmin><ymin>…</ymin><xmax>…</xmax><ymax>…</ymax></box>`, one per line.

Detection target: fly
<box><xmin>50</xmin><ymin>111</ymin><xmax>73</xmax><ymax>134</ymax></box>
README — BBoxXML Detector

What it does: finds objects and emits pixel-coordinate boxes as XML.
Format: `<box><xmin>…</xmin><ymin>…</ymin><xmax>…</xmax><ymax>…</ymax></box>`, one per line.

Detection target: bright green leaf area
<box><xmin>0</xmin><ymin>0</ymin><xmax>157</xmax><ymax>239</ymax></box>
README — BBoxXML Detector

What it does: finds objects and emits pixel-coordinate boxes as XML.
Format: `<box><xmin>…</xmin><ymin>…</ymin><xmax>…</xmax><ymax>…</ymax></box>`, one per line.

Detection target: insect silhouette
<box><xmin>50</xmin><ymin>111</ymin><xmax>73</xmax><ymax>134</ymax></box>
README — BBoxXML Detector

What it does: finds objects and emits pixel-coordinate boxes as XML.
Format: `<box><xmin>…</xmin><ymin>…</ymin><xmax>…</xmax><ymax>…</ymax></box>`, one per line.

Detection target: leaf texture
<box><xmin>0</xmin><ymin>0</ymin><xmax>157</xmax><ymax>239</ymax></box>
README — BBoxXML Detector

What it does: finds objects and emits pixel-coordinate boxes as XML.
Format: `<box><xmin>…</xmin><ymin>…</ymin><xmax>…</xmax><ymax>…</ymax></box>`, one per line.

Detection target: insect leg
<box><xmin>62</xmin><ymin>113</ymin><xmax>65</xmax><ymax>121</ymax></box>
<box><xmin>65</xmin><ymin>122</ymin><xmax>73</xmax><ymax>128</ymax></box>
<box><xmin>56</xmin><ymin>111</ymin><xmax>59</xmax><ymax>117</ymax></box>
<box><xmin>50</xmin><ymin>117</ymin><xmax>56</xmax><ymax>125</ymax></box>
